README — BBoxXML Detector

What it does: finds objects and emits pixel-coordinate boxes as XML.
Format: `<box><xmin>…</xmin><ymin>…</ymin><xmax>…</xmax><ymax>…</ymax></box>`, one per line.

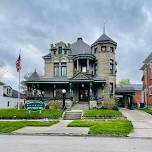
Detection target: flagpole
<box><xmin>17</xmin><ymin>49</ymin><xmax>21</xmax><ymax>110</ymax></box>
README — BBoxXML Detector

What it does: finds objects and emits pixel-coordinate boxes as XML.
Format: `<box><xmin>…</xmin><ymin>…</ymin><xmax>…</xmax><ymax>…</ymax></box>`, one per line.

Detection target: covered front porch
<box><xmin>25</xmin><ymin>77</ymin><xmax>106</xmax><ymax>104</ymax></box>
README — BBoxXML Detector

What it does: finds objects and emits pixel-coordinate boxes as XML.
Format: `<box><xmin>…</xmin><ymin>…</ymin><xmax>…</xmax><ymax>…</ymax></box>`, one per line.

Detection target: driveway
<box><xmin>120</xmin><ymin>108</ymin><xmax>152</xmax><ymax>138</ymax></box>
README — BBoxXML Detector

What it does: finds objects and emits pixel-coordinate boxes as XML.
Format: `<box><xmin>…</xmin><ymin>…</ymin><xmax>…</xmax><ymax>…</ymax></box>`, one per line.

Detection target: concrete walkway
<box><xmin>120</xmin><ymin>108</ymin><xmax>152</xmax><ymax>138</ymax></box>
<box><xmin>13</xmin><ymin>120</ymin><xmax>89</xmax><ymax>136</ymax></box>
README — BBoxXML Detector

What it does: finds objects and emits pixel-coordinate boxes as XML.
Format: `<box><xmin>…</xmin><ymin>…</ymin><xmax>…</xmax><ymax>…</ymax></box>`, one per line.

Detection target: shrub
<box><xmin>45</xmin><ymin>105</ymin><xmax>49</xmax><ymax>109</ymax></box>
<box><xmin>48</xmin><ymin>101</ymin><xmax>62</xmax><ymax>109</ymax></box>
<box><xmin>101</xmin><ymin>97</ymin><xmax>116</xmax><ymax>109</ymax></box>
<box><xmin>112</xmin><ymin>106</ymin><xmax>119</xmax><ymax>111</ymax></box>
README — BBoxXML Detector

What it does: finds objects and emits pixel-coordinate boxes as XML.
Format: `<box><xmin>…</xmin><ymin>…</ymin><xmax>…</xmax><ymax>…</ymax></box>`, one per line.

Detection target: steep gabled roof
<box><xmin>43</xmin><ymin>52</ymin><xmax>51</xmax><ymax>59</ymax></box>
<box><xmin>0</xmin><ymin>81</ymin><xmax>5</xmax><ymax>85</ymax></box>
<box><xmin>27</xmin><ymin>70</ymin><xmax>40</xmax><ymax>81</ymax></box>
<box><xmin>91</xmin><ymin>33</ymin><xmax>117</xmax><ymax>47</ymax></box>
<box><xmin>70</xmin><ymin>37</ymin><xmax>91</xmax><ymax>55</ymax></box>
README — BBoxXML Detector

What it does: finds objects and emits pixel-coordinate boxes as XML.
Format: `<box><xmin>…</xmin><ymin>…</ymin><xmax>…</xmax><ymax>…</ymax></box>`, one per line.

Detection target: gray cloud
<box><xmin>0</xmin><ymin>0</ymin><xmax>151</xmax><ymax>89</ymax></box>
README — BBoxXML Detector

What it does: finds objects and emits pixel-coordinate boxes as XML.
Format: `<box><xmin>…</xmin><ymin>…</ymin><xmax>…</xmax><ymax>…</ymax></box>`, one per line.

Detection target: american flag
<box><xmin>16</xmin><ymin>53</ymin><xmax>21</xmax><ymax>72</ymax></box>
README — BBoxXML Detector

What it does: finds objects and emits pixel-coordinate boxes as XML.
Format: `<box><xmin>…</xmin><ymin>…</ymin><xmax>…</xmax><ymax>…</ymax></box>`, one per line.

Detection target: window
<box><xmin>109</xmin><ymin>59</ymin><xmax>114</xmax><ymax>74</ymax></box>
<box><xmin>61</xmin><ymin>63</ymin><xmax>67</xmax><ymax>76</ymax></box>
<box><xmin>94</xmin><ymin>63</ymin><xmax>97</xmax><ymax>75</ymax></box>
<box><xmin>110</xmin><ymin>47</ymin><xmax>114</xmax><ymax>52</ymax></box>
<box><xmin>110</xmin><ymin>83</ymin><xmax>113</xmax><ymax>95</ymax></box>
<box><xmin>58</xmin><ymin>47</ymin><xmax>62</xmax><ymax>54</ymax></box>
<box><xmin>150</xmin><ymin>63</ymin><xmax>152</xmax><ymax>79</ymax></box>
<box><xmin>64</xmin><ymin>50</ymin><xmax>67</xmax><ymax>55</ymax></box>
<box><xmin>54</xmin><ymin>63</ymin><xmax>67</xmax><ymax>77</ymax></box>
<box><xmin>54</xmin><ymin>63</ymin><xmax>59</xmax><ymax>77</ymax></box>
<box><xmin>94</xmin><ymin>48</ymin><xmax>97</xmax><ymax>53</ymax></box>
<box><xmin>53</xmin><ymin>50</ymin><xmax>56</xmax><ymax>55</ymax></box>
<box><xmin>101</xmin><ymin>46</ymin><xmax>106</xmax><ymax>51</ymax></box>
<box><xmin>149</xmin><ymin>87</ymin><xmax>152</xmax><ymax>95</ymax></box>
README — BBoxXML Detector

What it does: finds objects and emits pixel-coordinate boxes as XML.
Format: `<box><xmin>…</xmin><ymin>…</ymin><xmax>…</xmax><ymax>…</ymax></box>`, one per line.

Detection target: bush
<box><xmin>112</xmin><ymin>106</ymin><xmax>119</xmax><ymax>111</ymax></box>
<box><xmin>45</xmin><ymin>105</ymin><xmax>49</xmax><ymax>109</ymax></box>
<box><xmin>101</xmin><ymin>97</ymin><xmax>116</xmax><ymax>109</ymax></box>
<box><xmin>48</xmin><ymin>101</ymin><xmax>62</xmax><ymax>109</ymax></box>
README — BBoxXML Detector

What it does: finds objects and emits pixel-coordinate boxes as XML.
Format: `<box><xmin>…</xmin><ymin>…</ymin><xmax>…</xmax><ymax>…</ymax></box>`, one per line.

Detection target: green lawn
<box><xmin>84</xmin><ymin>109</ymin><xmax>123</xmax><ymax>117</ymax></box>
<box><xmin>0</xmin><ymin>121</ymin><xmax>59</xmax><ymax>133</ymax></box>
<box><xmin>68</xmin><ymin>120</ymin><xmax>133</xmax><ymax>136</ymax></box>
<box><xmin>0</xmin><ymin>109</ymin><xmax>63</xmax><ymax>119</ymax></box>
<box><xmin>141</xmin><ymin>109</ymin><xmax>152</xmax><ymax>115</ymax></box>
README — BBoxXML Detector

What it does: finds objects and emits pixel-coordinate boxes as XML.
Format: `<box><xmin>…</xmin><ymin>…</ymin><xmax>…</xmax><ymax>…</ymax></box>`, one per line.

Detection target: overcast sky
<box><xmin>0</xmin><ymin>0</ymin><xmax>151</xmax><ymax>90</ymax></box>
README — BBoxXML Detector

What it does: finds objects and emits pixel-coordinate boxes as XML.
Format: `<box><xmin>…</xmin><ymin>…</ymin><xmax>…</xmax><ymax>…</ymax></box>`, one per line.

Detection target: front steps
<box><xmin>71</xmin><ymin>102</ymin><xmax>89</xmax><ymax>111</ymax></box>
<box><xmin>63</xmin><ymin>110</ymin><xmax>82</xmax><ymax>120</ymax></box>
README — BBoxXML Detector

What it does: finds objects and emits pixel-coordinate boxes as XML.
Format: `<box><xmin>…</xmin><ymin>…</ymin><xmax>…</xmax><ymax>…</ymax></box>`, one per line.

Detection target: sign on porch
<box><xmin>25</xmin><ymin>100</ymin><xmax>45</xmax><ymax>112</ymax></box>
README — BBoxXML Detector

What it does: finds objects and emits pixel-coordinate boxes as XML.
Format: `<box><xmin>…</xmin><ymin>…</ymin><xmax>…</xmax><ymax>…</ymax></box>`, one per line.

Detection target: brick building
<box><xmin>140</xmin><ymin>52</ymin><xmax>152</xmax><ymax>106</ymax></box>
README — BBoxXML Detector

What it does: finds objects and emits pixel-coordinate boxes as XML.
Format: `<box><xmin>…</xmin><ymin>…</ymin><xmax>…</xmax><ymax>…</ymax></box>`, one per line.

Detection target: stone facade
<box><xmin>25</xmin><ymin>33</ymin><xmax>117</xmax><ymax>105</ymax></box>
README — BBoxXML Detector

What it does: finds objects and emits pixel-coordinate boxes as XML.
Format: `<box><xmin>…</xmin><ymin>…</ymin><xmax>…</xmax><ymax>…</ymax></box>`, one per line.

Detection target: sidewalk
<box><xmin>13</xmin><ymin>120</ymin><xmax>89</xmax><ymax>136</ymax></box>
<box><xmin>119</xmin><ymin>108</ymin><xmax>152</xmax><ymax>138</ymax></box>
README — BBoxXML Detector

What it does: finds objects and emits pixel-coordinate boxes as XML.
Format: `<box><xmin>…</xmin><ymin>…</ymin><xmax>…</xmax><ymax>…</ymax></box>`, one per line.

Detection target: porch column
<box><xmin>53</xmin><ymin>84</ymin><xmax>56</xmax><ymax>98</ymax></box>
<box><xmin>69</xmin><ymin>83</ymin><xmax>73</xmax><ymax>100</ymax></box>
<box><xmin>89</xmin><ymin>82</ymin><xmax>93</xmax><ymax>98</ymax></box>
<box><xmin>77</xmin><ymin>59</ymin><xmax>79</xmax><ymax>72</ymax></box>
<box><xmin>59</xmin><ymin>63</ymin><xmax>61</xmax><ymax>77</ymax></box>
<box><xmin>87</xmin><ymin>59</ymin><xmax>89</xmax><ymax>73</ymax></box>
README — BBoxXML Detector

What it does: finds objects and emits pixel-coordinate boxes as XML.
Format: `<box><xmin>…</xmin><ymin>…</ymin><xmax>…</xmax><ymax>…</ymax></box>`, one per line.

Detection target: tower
<box><xmin>91</xmin><ymin>32</ymin><xmax>117</xmax><ymax>96</ymax></box>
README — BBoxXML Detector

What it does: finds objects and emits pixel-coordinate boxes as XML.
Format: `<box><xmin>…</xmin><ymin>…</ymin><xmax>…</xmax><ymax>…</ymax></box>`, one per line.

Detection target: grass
<box><xmin>0</xmin><ymin>109</ymin><xmax>63</xmax><ymax>119</ymax></box>
<box><xmin>0</xmin><ymin>121</ymin><xmax>59</xmax><ymax>133</ymax></box>
<box><xmin>84</xmin><ymin>109</ymin><xmax>123</xmax><ymax>117</ymax></box>
<box><xmin>68</xmin><ymin>120</ymin><xmax>133</xmax><ymax>136</ymax></box>
<box><xmin>141</xmin><ymin>109</ymin><xmax>152</xmax><ymax>115</ymax></box>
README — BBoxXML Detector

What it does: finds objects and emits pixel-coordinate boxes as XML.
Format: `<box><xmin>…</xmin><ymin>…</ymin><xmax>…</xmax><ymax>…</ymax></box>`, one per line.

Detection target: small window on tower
<box><xmin>110</xmin><ymin>47</ymin><xmax>114</xmax><ymax>52</ymax></box>
<box><xmin>94</xmin><ymin>48</ymin><xmax>97</xmax><ymax>53</ymax></box>
<box><xmin>101</xmin><ymin>46</ymin><xmax>106</xmax><ymax>51</ymax></box>
<box><xmin>54</xmin><ymin>50</ymin><xmax>56</xmax><ymax>55</ymax></box>
<box><xmin>64</xmin><ymin>50</ymin><xmax>67</xmax><ymax>54</ymax></box>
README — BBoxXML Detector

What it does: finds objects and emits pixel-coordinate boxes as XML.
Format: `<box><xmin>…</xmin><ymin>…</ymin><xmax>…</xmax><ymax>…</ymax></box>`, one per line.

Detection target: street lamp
<box><xmin>62</xmin><ymin>89</ymin><xmax>66</xmax><ymax>109</ymax></box>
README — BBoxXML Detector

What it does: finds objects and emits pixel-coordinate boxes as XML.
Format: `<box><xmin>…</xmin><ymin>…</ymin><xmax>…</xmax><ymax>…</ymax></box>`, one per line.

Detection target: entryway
<box><xmin>79</xmin><ymin>83</ymin><xmax>89</xmax><ymax>102</ymax></box>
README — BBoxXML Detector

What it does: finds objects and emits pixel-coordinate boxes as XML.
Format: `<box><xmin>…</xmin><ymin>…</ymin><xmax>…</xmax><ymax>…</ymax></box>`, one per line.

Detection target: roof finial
<box><xmin>103</xmin><ymin>22</ymin><xmax>106</xmax><ymax>34</ymax></box>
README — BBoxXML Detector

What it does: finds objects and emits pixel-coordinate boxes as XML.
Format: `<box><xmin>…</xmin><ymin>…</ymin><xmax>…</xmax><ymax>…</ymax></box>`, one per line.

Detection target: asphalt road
<box><xmin>0</xmin><ymin>135</ymin><xmax>152</xmax><ymax>152</ymax></box>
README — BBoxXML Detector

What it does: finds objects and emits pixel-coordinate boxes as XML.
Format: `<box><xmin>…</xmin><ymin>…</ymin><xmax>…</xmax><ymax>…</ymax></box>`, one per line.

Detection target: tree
<box><xmin>117</xmin><ymin>79</ymin><xmax>130</xmax><ymax>86</ymax></box>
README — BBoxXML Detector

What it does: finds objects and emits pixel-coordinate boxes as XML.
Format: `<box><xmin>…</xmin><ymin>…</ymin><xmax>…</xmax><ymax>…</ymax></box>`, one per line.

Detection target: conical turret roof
<box><xmin>91</xmin><ymin>33</ymin><xmax>117</xmax><ymax>47</ymax></box>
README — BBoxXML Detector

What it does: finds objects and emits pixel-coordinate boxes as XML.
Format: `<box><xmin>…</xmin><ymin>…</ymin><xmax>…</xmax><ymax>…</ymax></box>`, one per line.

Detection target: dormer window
<box><xmin>101</xmin><ymin>46</ymin><xmax>106</xmax><ymax>51</ymax></box>
<box><xmin>58</xmin><ymin>47</ymin><xmax>62</xmax><ymax>54</ymax></box>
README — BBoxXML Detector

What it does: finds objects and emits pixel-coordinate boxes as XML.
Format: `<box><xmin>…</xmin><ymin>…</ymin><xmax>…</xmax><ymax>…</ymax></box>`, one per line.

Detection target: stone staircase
<box><xmin>63</xmin><ymin>110</ymin><xmax>82</xmax><ymax>120</ymax></box>
<box><xmin>71</xmin><ymin>102</ymin><xmax>89</xmax><ymax>111</ymax></box>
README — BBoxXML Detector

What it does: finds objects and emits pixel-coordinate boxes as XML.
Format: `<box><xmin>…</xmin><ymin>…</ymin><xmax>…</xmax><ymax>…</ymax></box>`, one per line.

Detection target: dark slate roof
<box><xmin>70</xmin><ymin>37</ymin><xmax>91</xmax><ymax>55</ymax></box>
<box><xmin>43</xmin><ymin>52</ymin><xmax>51</xmax><ymax>59</ymax></box>
<box><xmin>12</xmin><ymin>89</ymin><xmax>19</xmax><ymax>98</ymax></box>
<box><xmin>91</xmin><ymin>33</ymin><xmax>117</xmax><ymax>47</ymax></box>
<box><xmin>27</xmin><ymin>70</ymin><xmax>40</xmax><ymax>81</ymax></box>
<box><xmin>40</xmin><ymin>77</ymin><xmax>68</xmax><ymax>82</ymax></box>
<box><xmin>140</xmin><ymin>52</ymin><xmax>152</xmax><ymax>70</ymax></box>
<box><xmin>116</xmin><ymin>84</ymin><xmax>142</xmax><ymax>93</ymax></box>
<box><xmin>0</xmin><ymin>81</ymin><xmax>5</xmax><ymax>85</ymax></box>
<box><xmin>143</xmin><ymin>52</ymin><xmax>152</xmax><ymax>63</ymax></box>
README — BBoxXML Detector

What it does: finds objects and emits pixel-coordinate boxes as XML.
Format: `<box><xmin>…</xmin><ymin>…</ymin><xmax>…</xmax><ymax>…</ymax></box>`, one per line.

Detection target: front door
<box><xmin>79</xmin><ymin>84</ymin><xmax>89</xmax><ymax>102</ymax></box>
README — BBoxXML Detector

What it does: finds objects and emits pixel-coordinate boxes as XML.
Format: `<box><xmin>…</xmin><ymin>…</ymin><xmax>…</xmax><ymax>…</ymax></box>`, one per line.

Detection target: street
<box><xmin>0</xmin><ymin>135</ymin><xmax>152</xmax><ymax>152</ymax></box>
